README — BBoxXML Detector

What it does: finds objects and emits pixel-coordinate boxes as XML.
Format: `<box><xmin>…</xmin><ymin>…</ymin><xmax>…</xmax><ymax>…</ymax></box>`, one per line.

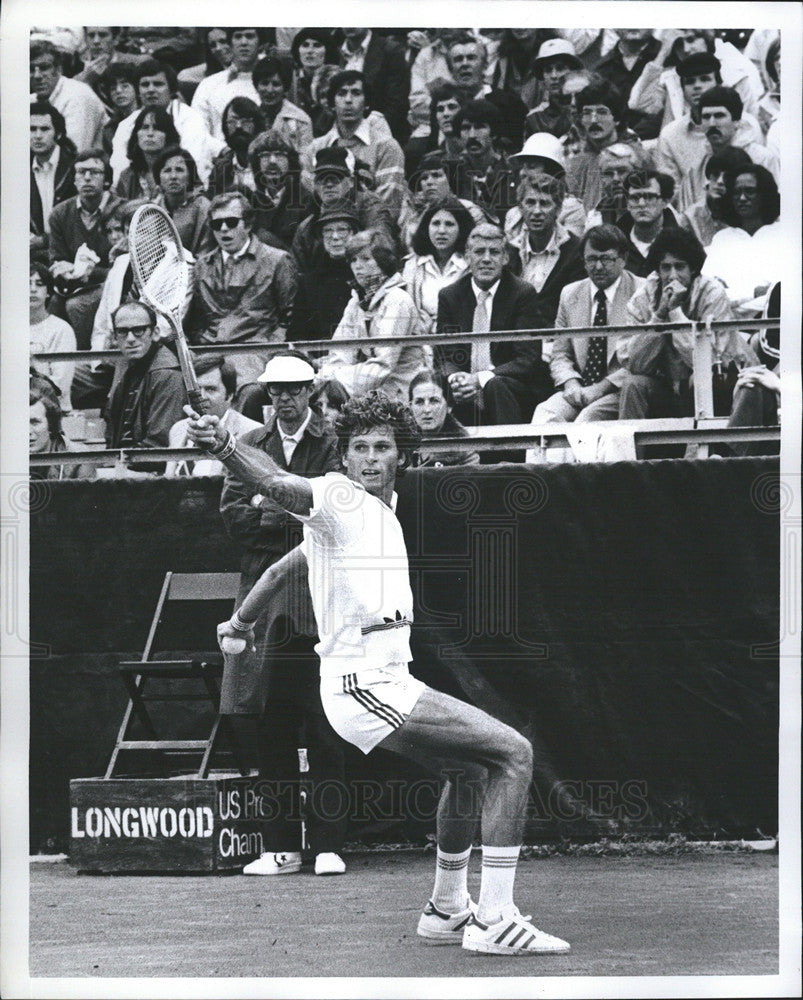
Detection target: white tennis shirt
<box><xmin>293</xmin><ymin>473</ymin><xmax>414</xmax><ymax>678</ymax></box>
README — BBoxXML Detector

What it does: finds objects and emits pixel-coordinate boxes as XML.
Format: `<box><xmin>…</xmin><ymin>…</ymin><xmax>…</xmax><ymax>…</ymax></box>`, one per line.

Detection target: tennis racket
<box><xmin>128</xmin><ymin>203</ymin><xmax>202</xmax><ymax>413</ymax></box>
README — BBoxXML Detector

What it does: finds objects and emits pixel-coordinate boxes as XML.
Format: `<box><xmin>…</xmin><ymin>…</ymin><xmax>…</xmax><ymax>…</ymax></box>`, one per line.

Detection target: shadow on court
<box><xmin>29</xmin><ymin>851</ymin><xmax>777</xmax><ymax>979</ymax></box>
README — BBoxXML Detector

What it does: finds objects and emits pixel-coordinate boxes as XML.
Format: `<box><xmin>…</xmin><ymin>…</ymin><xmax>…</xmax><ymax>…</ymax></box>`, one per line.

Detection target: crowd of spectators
<box><xmin>29</xmin><ymin>25</ymin><xmax>783</xmax><ymax>471</ymax></box>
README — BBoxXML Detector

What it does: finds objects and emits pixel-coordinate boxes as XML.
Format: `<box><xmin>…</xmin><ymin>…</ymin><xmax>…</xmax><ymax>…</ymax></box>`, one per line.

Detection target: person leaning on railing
<box><xmin>618</xmin><ymin>226</ymin><xmax>758</xmax><ymax>429</ymax></box>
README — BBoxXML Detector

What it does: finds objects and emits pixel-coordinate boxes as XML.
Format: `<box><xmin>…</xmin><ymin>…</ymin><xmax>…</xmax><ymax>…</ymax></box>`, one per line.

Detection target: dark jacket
<box><xmin>449</xmin><ymin>151</ymin><xmax>517</xmax><ymax>226</ymax></box>
<box><xmin>435</xmin><ymin>268</ymin><xmax>549</xmax><ymax>388</ymax></box>
<box><xmin>291</xmin><ymin>190</ymin><xmax>399</xmax><ymax>273</ymax></box>
<box><xmin>30</xmin><ymin>147</ymin><xmax>77</xmax><ymax>241</ymax></box>
<box><xmin>219</xmin><ymin>411</ymin><xmax>340</xmax><ymax>591</ymax></box>
<box><xmin>251</xmin><ymin>178</ymin><xmax>313</xmax><ymax>253</ymax></box>
<box><xmin>506</xmin><ymin>230</ymin><xmax>587</xmax><ymax>329</ymax></box>
<box><xmin>287</xmin><ymin>253</ymin><xmax>355</xmax><ymax>342</ymax></box>
<box><xmin>104</xmin><ymin>343</ymin><xmax>187</xmax><ymax>468</ymax></box>
<box><xmin>48</xmin><ymin>193</ymin><xmax>123</xmax><ymax>290</ymax></box>
<box><xmin>615</xmin><ymin>207</ymin><xmax>680</xmax><ymax>277</ymax></box>
<box><xmin>595</xmin><ymin>35</ymin><xmax>663</xmax><ymax>139</ymax></box>
<box><xmin>359</xmin><ymin>33</ymin><xmax>411</xmax><ymax>143</ymax></box>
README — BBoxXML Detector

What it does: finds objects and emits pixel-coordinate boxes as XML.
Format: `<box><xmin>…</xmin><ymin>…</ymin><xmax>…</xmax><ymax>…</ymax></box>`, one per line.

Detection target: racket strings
<box><xmin>130</xmin><ymin>208</ymin><xmax>186</xmax><ymax>312</ymax></box>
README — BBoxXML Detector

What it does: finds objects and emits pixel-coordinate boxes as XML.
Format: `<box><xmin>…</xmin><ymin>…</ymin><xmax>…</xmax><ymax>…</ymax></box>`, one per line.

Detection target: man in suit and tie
<box><xmin>436</xmin><ymin>222</ymin><xmax>553</xmax><ymax>431</ymax></box>
<box><xmin>531</xmin><ymin>224</ymin><xmax>643</xmax><ymax>425</ymax></box>
<box><xmin>218</xmin><ymin>351</ymin><xmax>347</xmax><ymax>878</ymax></box>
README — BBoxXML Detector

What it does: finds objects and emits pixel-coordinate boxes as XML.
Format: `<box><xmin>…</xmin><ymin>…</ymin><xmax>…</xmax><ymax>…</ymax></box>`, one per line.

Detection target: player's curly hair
<box><xmin>334</xmin><ymin>390</ymin><xmax>422</xmax><ymax>471</ymax></box>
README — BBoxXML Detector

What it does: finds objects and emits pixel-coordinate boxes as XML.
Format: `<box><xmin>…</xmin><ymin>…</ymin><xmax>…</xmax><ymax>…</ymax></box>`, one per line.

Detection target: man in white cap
<box><xmin>219</xmin><ymin>350</ymin><xmax>347</xmax><ymax>878</ymax></box>
<box><xmin>525</xmin><ymin>39</ymin><xmax>582</xmax><ymax>139</ymax></box>
<box><xmin>504</xmin><ymin>133</ymin><xmax>587</xmax><ymax>242</ymax></box>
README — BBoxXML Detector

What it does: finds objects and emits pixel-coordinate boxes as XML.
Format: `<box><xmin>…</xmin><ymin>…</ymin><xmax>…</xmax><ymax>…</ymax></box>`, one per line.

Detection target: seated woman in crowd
<box><xmin>117</xmin><ymin>106</ymin><xmax>180</xmax><ymax>200</ymax></box>
<box><xmin>312</xmin><ymin>378</ymin><xmax>350</xmax><ymax>434</ymax></box>
<box><xmin>702</xmin><ymin>163</ymin><xmax>781</xmax><ymax>313</ymax></box>
<box><xmin>402</xmin><ymin>195</ymin><xmax>473</xmax><ymax>334</ymax></box>
<box><xmin>252</xmin><ymin>55</ymin><xmax>314</xmax><ymax>154</ymax></box>
<box><xmin>288</xmin><ymin>29</ymin><xmax>339</xmax><ymax>135</ymax></box>
<box><xmin>400</xmin><ymin>149</ymin><xmax>487</xmax><ymax>249</ymax></box>
<box><xmin>30</xmin><ymin>262</ymin><xmax>76</xmax><ymax>405</ymax></box>
<box><xmin>409</xmin><ymin>369</ymin><xmax>479</xmax><ymax>467</ymax></box>
<box><xmin>619</xmin><ymin>227</ymin><xmax>758</xmax><ymax>429</ymax></box>
<box><xmin>98</xmin><ymin>63</ymin><xmax>139</xmax><ymax>155</ymax></box>
<box><xmin>317</xmin><ymin>229</ymin><xmax>430</xmax><ymax>401</ymax></box>
<box><xmin>680</xmin><ymin>146</ymin><xmax>752</xmax><ymax>248</ymax></box>
<box><xmin>30</xmin><ymin>385</ymin><xmax>95</xmax><ymax>480</ymax></box>
<box><xmin>176</xmin><ymin>27</ymin><xmax>232</xmax><ymax>103</ymax></box>
<box><xmin>154</xmin><ymin>145</ymin><xmax>212</xmax><ymax>256</ymax></box>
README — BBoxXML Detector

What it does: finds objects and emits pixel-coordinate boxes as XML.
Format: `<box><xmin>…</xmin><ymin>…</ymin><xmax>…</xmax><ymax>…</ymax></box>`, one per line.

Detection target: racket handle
<box><xmin>188</xmin><ymin>388</ymin><xmax>205</xmax><ymax>415</ymax></box>
<box><xmin>221</xmin><ymin>636</ymin><xmax>247</xmax><ymax>655</ymax></box>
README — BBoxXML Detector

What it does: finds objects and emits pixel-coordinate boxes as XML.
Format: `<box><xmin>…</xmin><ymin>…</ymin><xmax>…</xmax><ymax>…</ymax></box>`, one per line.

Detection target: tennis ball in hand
<box><xmin>221</xmin><ymin>636</ymin><xmax>247</xmax><ymax>654</ymax></box>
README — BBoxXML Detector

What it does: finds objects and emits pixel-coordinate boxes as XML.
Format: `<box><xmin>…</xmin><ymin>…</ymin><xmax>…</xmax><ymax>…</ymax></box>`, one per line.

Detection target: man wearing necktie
<box><xmin>218</xmin><ymin>352</ymin><xmax>347</xmax><ymax>877</ymax></box>
<box><xmin>530</xmin><ymin>224</ymin><xmax>644</xmax><ymax>425</ymax></box>
<box><xmin>436</xmin><ymin>223</ymin><xmax>553</xmax><ymax>437</ymax></box>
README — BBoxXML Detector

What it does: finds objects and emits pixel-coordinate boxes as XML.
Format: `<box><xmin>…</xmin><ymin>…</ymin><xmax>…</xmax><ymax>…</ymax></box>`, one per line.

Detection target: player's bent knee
<box><xmin>497</xmin><ymin>729</ymin><xmax>533</xmax><ymax>780</ymax></box>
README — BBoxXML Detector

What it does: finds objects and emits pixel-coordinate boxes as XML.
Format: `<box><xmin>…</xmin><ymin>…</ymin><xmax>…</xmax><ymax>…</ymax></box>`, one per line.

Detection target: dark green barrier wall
<box><xmin>30</xmin><ymin>460</ymin><xmax>780</xmax><ymax>852</ymax></box>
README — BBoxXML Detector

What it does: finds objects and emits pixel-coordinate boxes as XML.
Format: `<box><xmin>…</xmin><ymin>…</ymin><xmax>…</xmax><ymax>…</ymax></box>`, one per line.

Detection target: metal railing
<box><xmin>30</xmin><ymin>315</ymin><xmax>780</xmax><ymax>468</ymax></box>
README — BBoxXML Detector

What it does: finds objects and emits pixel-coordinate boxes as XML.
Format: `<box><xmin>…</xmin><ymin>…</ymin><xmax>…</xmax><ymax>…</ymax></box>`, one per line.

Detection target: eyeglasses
<box><xmin>627</xmin><ymin>192</ymin><xmax>662</xmax><ymax>203</ymax></box>
<box><xmin>114</xmin><ymin>324</ymin><xmax>152</xmax><ymax>338</ymax></box>
<box><xmin>210</xmin><ymin>216</ymin><xmax>244</xmax><ymax>231</ymax></box>
<box><xmin>267</xmin><ymin>384</ymin><xmax>307</xmax><ymax>397</ymax></box>
<box><xmin>75</xmin><ymin>167</ymin><xmax>105</xmax><ymax>177</ymax></box>
<box><xmin>734</xmin><ymin>187</ymin><xmax>759</xmax><ymax>199</ymax></box>
<box><xmin>580</xmin><ymin>107</ymin><xmax>614</xmax><ymax>119</ymax></box>
<box><xmin>584</xmin><ymin>253</ymin><xmax>621</xmax><ymax>267</ymax></box>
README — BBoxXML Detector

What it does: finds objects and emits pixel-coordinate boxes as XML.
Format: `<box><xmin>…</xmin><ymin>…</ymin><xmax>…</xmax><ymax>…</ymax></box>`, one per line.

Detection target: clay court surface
<box><xmin>28</xmin><ymin>850</ymin><xmax>778</xmax><ymax>980</ymax></box>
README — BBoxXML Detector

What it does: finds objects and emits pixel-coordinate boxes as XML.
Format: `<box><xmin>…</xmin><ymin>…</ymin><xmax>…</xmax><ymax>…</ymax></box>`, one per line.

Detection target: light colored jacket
<box><xmin>624</xmin><ymin>272</ymin><xmax>757</xmax><ymax>385</ymax></box>
<box><xmin>321</xmin><ymin>273</ymin><xmax>431</xmax><ymax>400</ymax></box>
<box><xmin>550</xmin><ymin>271</ymin><xmax>645</xmax><ymax>389</ymax></box>
<box><xmin>401</xmin><ymin>252</ymin><xmax>468</xmax><ymax>334</ymax></box>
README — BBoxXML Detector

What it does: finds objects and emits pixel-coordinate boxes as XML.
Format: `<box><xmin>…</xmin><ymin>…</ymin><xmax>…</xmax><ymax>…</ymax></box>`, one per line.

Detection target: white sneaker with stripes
<box><xmin>417</xmin><ymin>898</ymin><xmax>477</xmax><ymax>944</ymax></box>
<box><xmin>462</xmin><ymin>903</ymin><xmax>570</xmax><ymax>955</ymax></box>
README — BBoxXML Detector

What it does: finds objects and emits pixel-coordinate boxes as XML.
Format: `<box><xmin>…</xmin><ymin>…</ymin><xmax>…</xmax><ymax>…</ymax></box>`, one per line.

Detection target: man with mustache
<box><xmin>206</xmin><ymin>97</ymin><xmax>265</xmax><ymax>199</ymax></box>
<box><xmin>565</xmin><ymin>79</ymin><xmax>645</xmax><ymax>214</ymax></box>
<box><xmin>654</xmin><ymin>56</ymin><xmax>768</xmax><ymax>213</ymax></box>
<box><xmin>449</xmin><ymin>100</ymin><xmax>518</xmax><ymax>226</ymax></box>
<box><xmin>674</xmin><ymin>85</ymin><xmax>778</xmax><ymax>215</ymax></box>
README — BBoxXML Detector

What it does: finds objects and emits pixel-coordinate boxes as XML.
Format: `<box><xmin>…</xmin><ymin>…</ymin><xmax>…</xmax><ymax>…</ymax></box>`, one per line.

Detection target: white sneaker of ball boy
<box><xmin>187</xmin><ymin>390</ymin><xmax>570</xmax><ymax>956</ymax></box>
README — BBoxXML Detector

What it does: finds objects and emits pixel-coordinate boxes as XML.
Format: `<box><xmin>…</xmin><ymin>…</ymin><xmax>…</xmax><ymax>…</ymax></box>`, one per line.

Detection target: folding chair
<box><xmin>104</xmin><ymin>571</ymin><xmax>249</xmax><ymax>779</ymax></box>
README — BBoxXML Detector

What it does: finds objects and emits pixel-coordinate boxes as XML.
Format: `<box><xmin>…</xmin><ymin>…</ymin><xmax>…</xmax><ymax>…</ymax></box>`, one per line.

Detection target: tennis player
<box><xmin>186</xmin><ymin>390</ymin><xmax>570</xmax><ymax>956</ymax></box>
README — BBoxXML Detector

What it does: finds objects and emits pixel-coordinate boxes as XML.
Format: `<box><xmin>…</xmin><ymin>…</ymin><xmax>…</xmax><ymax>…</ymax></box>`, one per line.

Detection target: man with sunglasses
<box><xmin>190</xmin><ymin>191</ymin><xmax>297</xmax><ymax>396</ymax></box>
<box><xmin>218</xmin><ymin>352</ymin><xmax>347</xmax><ymax>877</ymax></box>
<box><xmin>103</xmin><ymin>301</ymin><xmax>187</xmax><ymax>473</ymax></box>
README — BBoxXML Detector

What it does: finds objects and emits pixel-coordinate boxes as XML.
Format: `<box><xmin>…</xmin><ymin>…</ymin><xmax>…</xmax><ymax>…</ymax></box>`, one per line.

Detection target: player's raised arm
<box><xmin>185</xmin><ymin>410</ymin><xmax>314</xmax><ymax>516</ymax></box>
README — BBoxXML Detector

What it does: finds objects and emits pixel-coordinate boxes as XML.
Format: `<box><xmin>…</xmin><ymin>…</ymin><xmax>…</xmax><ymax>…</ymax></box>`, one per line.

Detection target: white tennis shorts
<box><xmin>320</xmin><ymin>662</ymin><xmax>426</xmax><ymax>754</ymax></box>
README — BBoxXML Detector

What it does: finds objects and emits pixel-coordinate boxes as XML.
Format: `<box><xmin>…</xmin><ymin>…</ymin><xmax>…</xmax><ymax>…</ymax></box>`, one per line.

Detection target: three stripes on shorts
<box><xmin>343</xmin><ymin>672</ymin><xmax>405</xmax><ymax>729</ymax></box>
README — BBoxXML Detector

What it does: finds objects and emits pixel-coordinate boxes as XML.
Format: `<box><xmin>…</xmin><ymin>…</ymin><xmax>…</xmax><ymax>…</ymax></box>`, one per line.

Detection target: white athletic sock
<box><xmin>431</xmin><ymin>847</ymin><xmax>472</xmax><ymax>913</ymax></box>
<box><xmin>477</xmin><ymin>845</ymin><xmax>520</xmax><ymax>924</ymax></box>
